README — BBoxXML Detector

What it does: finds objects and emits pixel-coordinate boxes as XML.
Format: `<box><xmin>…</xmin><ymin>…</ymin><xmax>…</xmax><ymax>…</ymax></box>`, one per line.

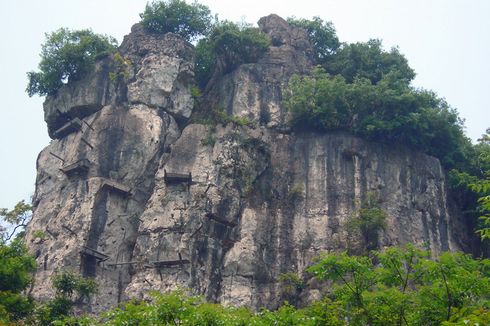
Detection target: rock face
<box><xmin>26</xmin><ymin>15</ymin><xmax>473</xmax><ymax>312</ymax></box>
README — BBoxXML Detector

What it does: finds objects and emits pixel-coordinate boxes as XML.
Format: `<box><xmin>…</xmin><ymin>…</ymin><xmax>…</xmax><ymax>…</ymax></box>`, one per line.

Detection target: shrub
<box><xmin>26</xmin><ymin>28</ymin><xmax>117</xmax><ymax>97</ymax></box>
<box><xmin>139</xmin><ymin>0</ymin><xmax>213</xmax><ymax>41</ymax></box>
<box><xmin>288</xmin><ymin>16</ymin><xmax>340</xmax><ymax>64</ymax></box>
<box><xmin>346</xmin><ymin>192</ymin><xmax>387</xmax><ymax>251</ymax></box>
<box><xmin>195</xmin><ymin>21</ymin><xmax>270</xmax><ymax>88</ymax></box>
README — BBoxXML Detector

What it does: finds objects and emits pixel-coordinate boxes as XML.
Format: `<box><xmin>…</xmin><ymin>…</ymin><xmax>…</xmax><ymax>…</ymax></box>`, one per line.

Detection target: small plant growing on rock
<box><xmin>289</xmin><ymin>183</ymin><xmax>305</xmax><ymax>201</ymax></box>
<box><xmin>346</xmin><ymin>191</ymin><xmax>387</xmax><ymax>253</ymax></box>
<box><xmin>109</xmin><ymin>52</ymin><xmax>132</xmax><ymax>83</ymax></box>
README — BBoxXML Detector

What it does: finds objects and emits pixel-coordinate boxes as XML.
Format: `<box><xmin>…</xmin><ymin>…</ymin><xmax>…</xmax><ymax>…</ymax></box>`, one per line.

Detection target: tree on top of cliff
<box><xmin>287</xmin><ymin>16</ymin><xmax>340</xmax><ymax>64</ymax></box>
<box><xmin>140</xmin><ymin>0</ymin><xmax>213</xmax><ymax>41</ymax></box>
<box><xmin>26</xmin><ymin>28</ymin><xmax>117</xmax><ymax>97</ymax></box>
<box><xmin>285</xmin><ymin>66</ymin><xmax>469</xmax><ymax>168</ymax></box>
<box><xmin>325</xmin><ymin>39</ymin><xmax>416</xmax><ymax>84</ymax></box>
<box><xmin>195</xmin><ymin>21</ymin><xmax>270</xmax><ymax>89</ymax></box>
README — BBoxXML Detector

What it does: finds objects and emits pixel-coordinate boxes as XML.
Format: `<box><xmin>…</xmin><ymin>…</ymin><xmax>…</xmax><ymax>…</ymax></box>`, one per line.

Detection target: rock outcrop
<box><xmin>26</xmin><ymin>15</ymin><xmax>473</xmax><ymax>312</ymax></box>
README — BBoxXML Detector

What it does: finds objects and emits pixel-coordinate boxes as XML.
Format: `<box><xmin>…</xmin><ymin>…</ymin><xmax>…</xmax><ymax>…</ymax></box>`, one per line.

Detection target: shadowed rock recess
<box><xmin>26</xmin><ymin>15</ymin><xmax>473</xmax><ymax>312</ymax></box>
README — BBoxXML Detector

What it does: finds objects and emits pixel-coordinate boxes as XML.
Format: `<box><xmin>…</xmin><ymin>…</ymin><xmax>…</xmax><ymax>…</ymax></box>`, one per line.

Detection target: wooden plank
<box><xmin>54</xmin><ymin>118</ymin><xmax>83</xmax><ymax>138</ymax></box>
<box><xmin>60</xmin><ymin>159</ymin><xmax>90</xmax><ymax>175</ymax></box>
<box><xmin>164</xmin><ymin>169</ymin><xmax>192</xmax><ymax>184</ymax></box>
<box><xmin>49</xmin><ymin>152</ymin><xmax>65</xmax><ymax>163</ymax></box>
<box><xmin>101</xmin><ymin>179</ymin><xmax>132</xmax><ymax>195</ymax></box>
<box><xmin>80</xmin><ymin>246</ymin><xmax>109</xmax><ymax>261</ymax></box>
<box><xmin>150</xmin><ymin>259</ymin><xmax>190</xmax><ymax>268</ymax></box>
<box><xmin>107</xmin><ymin>261</ymin><xmax>138</xmax><ymax>267</ymax></box>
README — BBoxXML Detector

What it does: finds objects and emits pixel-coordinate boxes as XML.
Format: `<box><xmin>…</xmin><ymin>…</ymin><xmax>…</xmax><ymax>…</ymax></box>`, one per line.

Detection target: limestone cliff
<box><xmin>26</xmin><ymin>15</ymin><xmax>473</xmax><ymax>312</ymax></box>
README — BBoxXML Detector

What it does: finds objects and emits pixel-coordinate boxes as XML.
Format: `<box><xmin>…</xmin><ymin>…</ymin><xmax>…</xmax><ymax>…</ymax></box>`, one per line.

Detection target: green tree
<box><xmin>307</xmin><ymin>252</ymin><xmax>377</xmax><ymax>324</ymax></box>
<box><xmin>139</xmin><ymin>0</ymin><xmax>213</xmax><ymax>41</ymax></box>
<box><xmin>307</xmin><ymin>246</ymin><xmax>490</xmax><ymax>325</ymax></box>
<box><xmin>26</xmin><ymin>28</ymin><xmax>117</xmax><ymax>97</ymax></box>
<box><xmin>288</xmin><ymin>16</ymin><xmax>340</xmax><ymax>64</ymax></box>
<box><xmin>35</xmin><ymin>271</ymin><xmax>97</xmax><ymax>325</ymax></box>
<box><xmin>0</xmin><ymin>200</ymin><xmax>32</xmax><ymax>242</ymax></box>
<box><xmin>0</xmin><ymin>237</ymin><xmax>36</xmax><ymax>323</ymax></box>
<box><xmin>195</xmin><ymin>20</ymin><xmax>270</xmax><ymax>89</ymax></box>
<box><xmin>325</xmin><ymin>39</ymin><xmax>415</xmax><ymax>84</ymax></box>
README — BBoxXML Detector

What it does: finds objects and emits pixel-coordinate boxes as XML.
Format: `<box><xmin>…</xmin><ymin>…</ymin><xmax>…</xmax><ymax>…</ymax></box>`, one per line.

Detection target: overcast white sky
<box><xmin>0</xmin><ymin>0</ymin><xmax>489</xmax><ymax>210</ymax></box>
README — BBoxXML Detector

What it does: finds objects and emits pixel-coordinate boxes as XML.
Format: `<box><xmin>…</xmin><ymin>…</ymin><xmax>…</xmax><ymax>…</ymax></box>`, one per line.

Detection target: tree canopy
<box><xmin>285</xmin><ymin>67</ymin><xmax>470</xmax><ymax>168</ymax></box>
<box><xmin>26</xmin><ymin>28</ymin><xmax>117</xmax><ymax>97</ymax></box>
<box><xmin>288</xmin><ymin>16</ymin><xmax>340</xmax><ymax>64</ymax></box>
<box><xmin>139</xmin><ymin>0</ymin><xmax>213</xmax><ymax>41</ymax></box>
<box><xmin>325</xmin><ymin>39</ymin><xmax>415</xmax><ymax>84</ymax></box>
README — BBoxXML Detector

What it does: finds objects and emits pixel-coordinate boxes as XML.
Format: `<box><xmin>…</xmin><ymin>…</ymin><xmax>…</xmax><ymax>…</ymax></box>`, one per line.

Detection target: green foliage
<box><xmin>0</xmin><ymin>237</ymin><xmax>36</xmax><ymax>323</ymax></box>
<box><xmin>278</xmin><ymin>272</ymin><xmax>306</xmax><ymax>306</ymax></box>
<box><xmin>325</xmin><ymin>39</ymin><xmax>415</xmax><ymax>84</ymax></box>
<box><xmin>289</xmin><ymin>183</ymin><xmax>305</xmax><ymax>201</ymax></box>
<box><xmin>27</xmin><ymin>248</ymin><xmax>490</xmax><ymax>325</ymax></box>
<box><xmin>447</xmin><ymin>128</ymin><xmax>490</xmax><ymax>241</ymax></box>
<box><xmin>139</xmin><ymin>0</ymin><xmax>213</xmax><ymax>41</ymax></box>
<box><xmin>35</xmin><ymin>271</ymin><xmax>98</xmax><ymax>325</ymax></box>
<box><xmin>468</xmin><ymin>129</ymin><xmax>490</xmax><ymax>240</ymax></box>
<box><xmin>287</xmin><ymin>16</ymin><xmax>340</xmax><ymax>64</ymax></box>
<box><xmin>52</xmin><ymin>271</ymin><xmax>97</xmax><ymax>300</ymax></box>
<box><xmin>308</xmin><ymin>246</ymin><xmax>490</xmax><ymax>325</ymax></box>
<box><xmin>32</xmin><ymin>230</ymin><xmax>47</xmax><ymax>240</ymax></box>
<box><xmin>201</xmin><ymin>128</ymin><xmax>216</xmax><ymax>146</ymax></box>
<box><xmin>346</xmin><ymin>192</ymin><xmax>387</xmax><ymax>251</ymax></box>
<box><xmin>285</xmin><ymin>67</ymin><xmax>470</xmax><ymax>168</ymax></box>
<box><xmin>108</xmin><ymin>52</ymin><xmax>132</xmax><ymax>83</ymax></box>
<box><xmin>195</xmin><ymin>20</ymin><xmax>270</xmax><ymax>88</ymax></box>
<box><xmin>0</xmin><ymin>200</ymin><xmax>32</xmax><ymax>242</ymax></box>
<box><xmin>26</xmin><ymin>28</ymin><xmax>117</xmax><ymax>97</ymax></box>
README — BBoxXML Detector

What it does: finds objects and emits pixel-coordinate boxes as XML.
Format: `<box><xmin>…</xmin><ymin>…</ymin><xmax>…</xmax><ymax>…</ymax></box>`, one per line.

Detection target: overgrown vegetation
<box><xmin>139</xmin><ymin>0</ymin><xmax>213</xmax><ymax>41</ymax></box>
<box><xmin>285</xmin><ymin>67</ymin><xmax>469</xmax><ymax>168</ymax></box>
<box><xmin>288</xmin><ymin>16</ymin><xmax>340</xmax><ymax>65</ymax></box>
<box><xmin>449</xmin><ymin>129</ymin><xmax>490</xmax><ymax>241</ymax></box>
<box><xmin>108</xmin><ymin>52</ymin><xmax>132</xmax><ymax>84</ymax></box>
<box><xmin>4</xmin><ymin>246</ymin><xmax>487</xmax><ymax>325</ymax></box>
<box><xmin>195</xmin><ymin>20</ymin><xmax>270</xmax><ymax>89</ymax></box>
<box><xmin>26</xmin><ymin>28</ymin><xmax>117</xmax><ymax>97</ymax></box>
<box><xmin>308</xmin><ymin>245</ymin><xmax>490</xmax><ymax>325</ymax></box>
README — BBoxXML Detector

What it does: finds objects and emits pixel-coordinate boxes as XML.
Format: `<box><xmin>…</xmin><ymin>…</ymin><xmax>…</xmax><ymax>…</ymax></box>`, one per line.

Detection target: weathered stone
<box><xmin>43</xmin><ymin>58</ymin><xmax>113</xmax><ymax>138</ymax></box>
<box><xmin>127</xmin><ymin>54</ymin><xmax>194</xmax><ymax>118</ymax></box>
<box><xmin>202</xmin><ymin>14</ymin><xmax>314</xmax><ymax>128</ymax></box>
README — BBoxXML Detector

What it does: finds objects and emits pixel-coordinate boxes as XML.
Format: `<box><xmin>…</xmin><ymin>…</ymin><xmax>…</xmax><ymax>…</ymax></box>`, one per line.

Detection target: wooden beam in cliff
<box><xmin>164</xmin><ymin>169</ymin><xmax>192</xmax><ymax>185</ymax></box>
<box><xmin>53</xmin><ymin>117</ymin><xmax>83</xmax><ymax>138</ymax></box>
<box><xmin>149</xmin><ymin>259</ymin><xmax>190</xmax><ymax>268</ymax></box>
<box><xmin>80</xmin><ymin>246</ymin><xmax>109</xmax><ymax>261</ymax></box>
<box><xmin>60</xmin><ymin>159</ymin><xmax>90</xmax><ymax>176</ymax></box>
<box><xmin>101</xmin><ymin>179</ymin><xmax>132</xmax><ymax>196</ymax></box>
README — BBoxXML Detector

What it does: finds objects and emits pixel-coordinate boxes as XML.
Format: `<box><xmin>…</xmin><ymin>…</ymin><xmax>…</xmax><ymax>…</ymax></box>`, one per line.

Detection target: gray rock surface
<box><xmin>203</xmin><ymin>14</ymin><xmax>314</xmax><ymax>129</ymax></box>
<box><xmin>26</xmin><ymin>16</ymin><xmax>473</xmax><ymax>313</ymax></box>
<box><xmin>43</xmin><ymin>58</ymin><xmax>114</xmax><ymax>138</ymax></box>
